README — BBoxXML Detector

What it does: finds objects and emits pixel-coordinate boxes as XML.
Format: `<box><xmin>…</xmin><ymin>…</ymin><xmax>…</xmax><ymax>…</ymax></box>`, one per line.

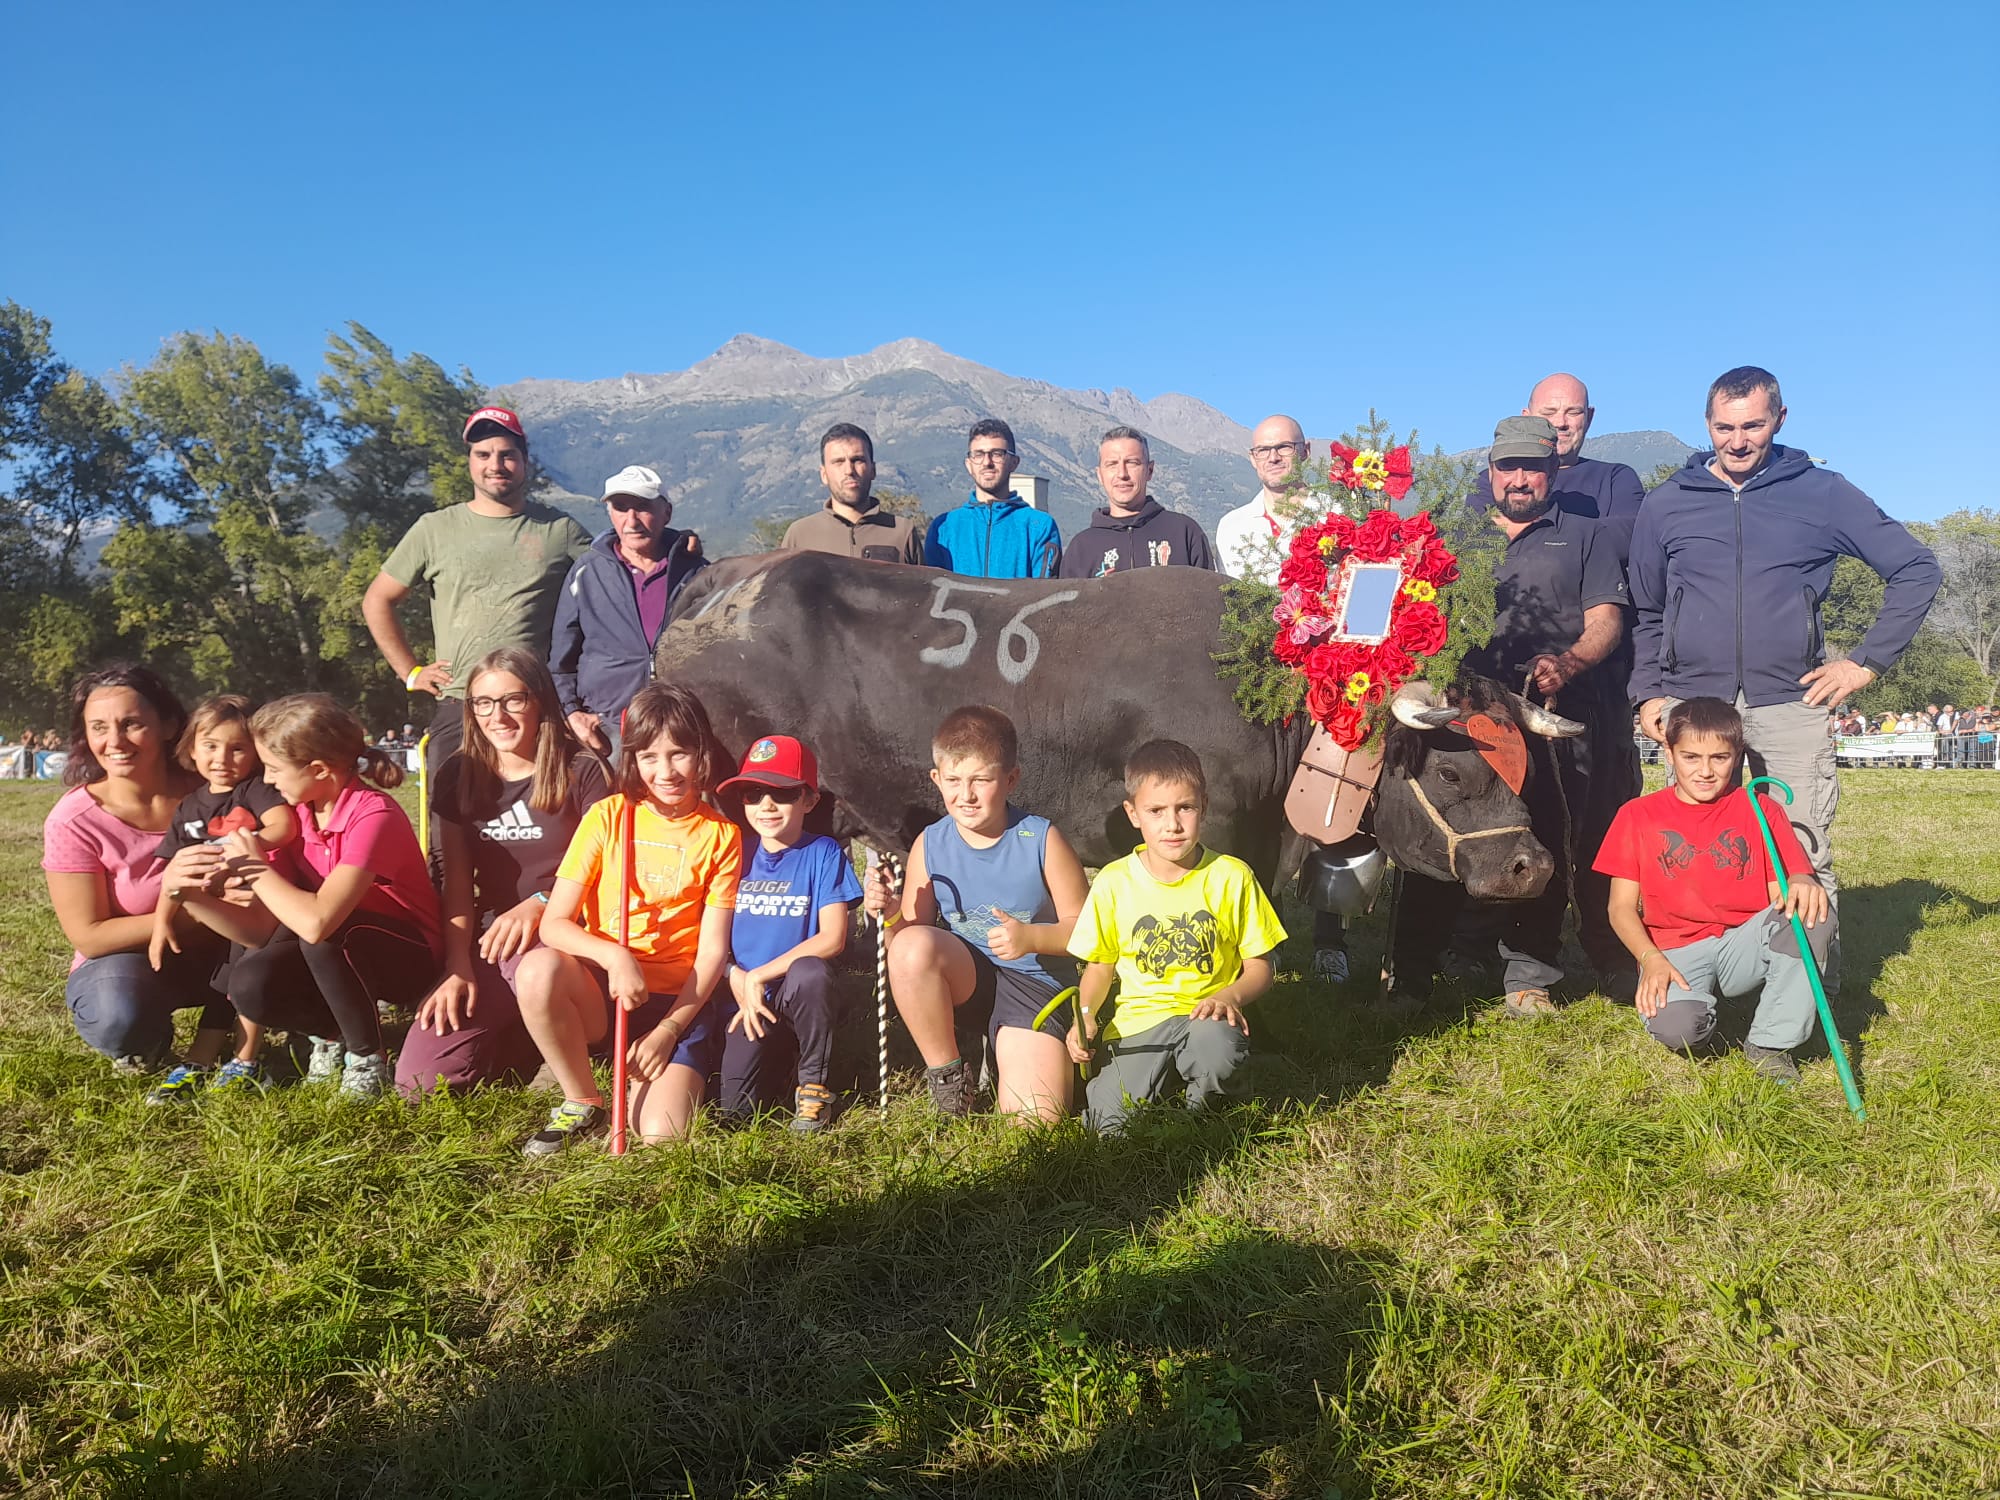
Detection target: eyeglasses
<box><xmin>741</xmin><ymin>783</ymin><xmax>808</xmax><ymax>805</ymax></box>
<box><xmin>469</xmin><ymin>693</ymin><xmax>535</xmax><ymax>718</ymax></box>
<box><xmin>1249</xmin><ymin>442</ymin><xmax>1302</xmax><ymax>460</ymax></box>
<box><xmin>968</xmin><ymin>449</ymin><xmax>1018</xmax><ymax>466</ymax></box>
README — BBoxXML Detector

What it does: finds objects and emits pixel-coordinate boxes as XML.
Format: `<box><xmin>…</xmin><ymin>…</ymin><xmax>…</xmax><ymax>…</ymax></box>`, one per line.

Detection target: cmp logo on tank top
<box><xmin>477</xmin><ymin>804</ymin><xmax>543</xmax><ymax>843</ymax></box>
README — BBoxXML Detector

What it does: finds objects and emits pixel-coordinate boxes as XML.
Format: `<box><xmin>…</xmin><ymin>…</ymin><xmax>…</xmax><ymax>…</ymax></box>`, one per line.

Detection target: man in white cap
<box><xmin>364</xmin><ymin>406</ymin><xmax>595</xmax><ymax>823</ymax></box>
<box><xmin>550</xmin><ymin>464</ymin><xmax>708</xmax><ymax>756</ymax></box>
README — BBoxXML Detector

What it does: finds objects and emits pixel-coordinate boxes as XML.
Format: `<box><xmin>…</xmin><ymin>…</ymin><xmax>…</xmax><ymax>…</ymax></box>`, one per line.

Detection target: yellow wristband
<box><xmin>405</xmin><ymin>664</ymin><xmax>425</xmax><ymax>690</ymax></box>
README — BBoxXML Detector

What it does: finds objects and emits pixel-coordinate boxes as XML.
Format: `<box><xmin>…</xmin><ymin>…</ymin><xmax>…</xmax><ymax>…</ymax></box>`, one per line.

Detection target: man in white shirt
<box><xmin>1216</xmin><ymin>414</ymin><xmax>1313</xmax><ymax>584</ymax></box>
<box><xmin>1216</xmin><ymin>412</ymin><xmax>1352</xmax><ymax>985</ymax></box>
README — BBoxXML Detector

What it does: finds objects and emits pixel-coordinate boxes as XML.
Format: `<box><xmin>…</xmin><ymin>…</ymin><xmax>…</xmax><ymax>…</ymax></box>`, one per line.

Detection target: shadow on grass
<box><xmin>153</xmin><ymin>1114</ymin><xmax>1406</xmax><ymax>1499</ymax></box>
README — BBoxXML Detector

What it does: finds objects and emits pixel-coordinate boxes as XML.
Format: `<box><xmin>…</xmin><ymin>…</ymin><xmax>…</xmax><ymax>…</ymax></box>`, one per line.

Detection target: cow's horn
<box><xmin>1391</xmin><ymin>680</ymin><xmax>1458</xmax><ymax>731</ymax></box>
<box><xmin>1515</xmin><ymin>696</ymin><xmax>1585</xmax><ymax>738</ymax></box>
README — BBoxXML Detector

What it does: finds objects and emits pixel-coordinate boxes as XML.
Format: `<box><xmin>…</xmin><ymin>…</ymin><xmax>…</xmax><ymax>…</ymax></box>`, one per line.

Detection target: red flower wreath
<box><xmin>1270</xmin><ymin>507</ymin><xmax>1459</xmax><ymax>750</ymax></box>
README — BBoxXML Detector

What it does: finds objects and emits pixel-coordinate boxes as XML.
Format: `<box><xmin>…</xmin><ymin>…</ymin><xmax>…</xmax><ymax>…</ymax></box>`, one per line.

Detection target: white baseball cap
<box><xmin>602</xmin><ymin>464</ymin><xmax>666</xmax><ymax>502</ymax></box>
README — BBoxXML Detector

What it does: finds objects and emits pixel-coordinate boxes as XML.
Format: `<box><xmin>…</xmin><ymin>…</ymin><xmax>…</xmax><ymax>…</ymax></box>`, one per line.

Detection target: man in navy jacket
<box><xmin>550</xmin><ymin>465</ymin><xmax>708</xmax><ymax>757</ymax></box>
<box><xmin>1629</xmin><ymin>366</ymin><xmax>1939</xmax><ymax>897</ymax></box>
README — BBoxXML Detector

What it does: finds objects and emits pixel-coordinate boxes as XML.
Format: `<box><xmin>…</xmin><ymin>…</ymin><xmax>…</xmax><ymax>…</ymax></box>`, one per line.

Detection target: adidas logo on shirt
<box><xmin>477</xmin><ymin>803</ymin><xmax>543</xmax><ymax>843</ymax></box>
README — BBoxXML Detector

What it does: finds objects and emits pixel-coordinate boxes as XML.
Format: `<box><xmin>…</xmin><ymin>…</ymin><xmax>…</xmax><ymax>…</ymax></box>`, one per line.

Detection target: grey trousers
<box><xmin>1084</xmin><ymin>1015</ymin><xmax>1250</xmax><ymax>1134</ymax></box>
<box><xmin>1644</xmin><ymin>905</ymin><xmax>1836</xmax><ymax>1054</ymax></box>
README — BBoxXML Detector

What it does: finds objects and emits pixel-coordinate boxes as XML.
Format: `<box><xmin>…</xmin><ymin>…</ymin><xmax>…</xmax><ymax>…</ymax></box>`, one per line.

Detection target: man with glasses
<box><xmin>922</xmin><ymin>418</ymin><xmax>1063</xmax><ymax>578</ymax></box>
<box><xmin>781</xmin><ymin>423</ymin><xmax>924</xmax><ymax>564</ymax></box>
<box><xmin>1217</xmin><ymin>414</ymin><xmax>1314</xmax><ymax>585</ymax></box>
<box><xmin>550</xmin><ymin>464</ymin><xmax>709</xmax><ymax>758</ymax></box>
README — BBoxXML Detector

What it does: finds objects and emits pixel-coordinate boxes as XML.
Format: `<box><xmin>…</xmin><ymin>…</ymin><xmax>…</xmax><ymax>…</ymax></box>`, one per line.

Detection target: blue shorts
<box><xmin>587</xmin><ymin>973</ymin><xmax>723</xmax><ymax>1076</ymax></box>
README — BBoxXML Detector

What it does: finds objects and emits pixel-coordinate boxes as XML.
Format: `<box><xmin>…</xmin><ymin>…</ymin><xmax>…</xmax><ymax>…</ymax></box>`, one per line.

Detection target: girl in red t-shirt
<box><xmin>1593</xmin><ymin>696</ymin><xmax>1834</xmax><ymax>1082</ymax></box>
<box><xmin>171</xmin><ymin>694</ymin><xmax>441</xmax><ymax>1097</ymax></box>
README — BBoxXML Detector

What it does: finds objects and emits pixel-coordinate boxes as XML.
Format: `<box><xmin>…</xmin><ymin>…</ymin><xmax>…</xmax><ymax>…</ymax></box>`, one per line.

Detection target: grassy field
<box><xmin>1</xmin><ymin>772</ymin><xmax>1996</xmax><ymax>1498</ymax></box>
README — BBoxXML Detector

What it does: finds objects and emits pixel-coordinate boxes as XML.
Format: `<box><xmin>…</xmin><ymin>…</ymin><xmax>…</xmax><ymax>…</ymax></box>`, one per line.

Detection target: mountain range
<box><xmin>496</xmin><ymin>337</ymin><xmax>1698</xmax><ymax>551</ymax></box>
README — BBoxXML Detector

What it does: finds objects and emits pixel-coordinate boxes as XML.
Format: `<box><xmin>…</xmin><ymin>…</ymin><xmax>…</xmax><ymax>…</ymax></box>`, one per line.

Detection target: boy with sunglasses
<box><xmin>715</xmin><ymin>735</ymin><xmax>862</xmax><ymax>1131</ymax></box>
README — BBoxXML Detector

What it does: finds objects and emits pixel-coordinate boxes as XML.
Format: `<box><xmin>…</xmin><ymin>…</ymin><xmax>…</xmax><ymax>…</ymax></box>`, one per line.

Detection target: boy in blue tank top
<box><xmin>862</xmin><ymin>705</ymin><xmax>1089</xmax><ymax>1121</ymax></box>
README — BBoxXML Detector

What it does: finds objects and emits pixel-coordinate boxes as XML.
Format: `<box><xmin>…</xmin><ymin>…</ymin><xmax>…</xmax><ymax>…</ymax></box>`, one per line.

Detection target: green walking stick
<box><xmin>1033</xmin><ymin>986</ymin><xmax>1092</xmax><ymax>1081</ymax></box>
<box><xmin>1745</xmin><ymin>776</ymin><xmax>1865</xmax><ymax>1122</ymax></box>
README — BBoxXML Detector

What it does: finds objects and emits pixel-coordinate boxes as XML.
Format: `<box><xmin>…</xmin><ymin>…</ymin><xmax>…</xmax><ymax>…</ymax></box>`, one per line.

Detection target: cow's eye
<box><xmin>1436</xmin><ymin>765</ymin><xmax>1461</xmax><ymax>785</ymax></box>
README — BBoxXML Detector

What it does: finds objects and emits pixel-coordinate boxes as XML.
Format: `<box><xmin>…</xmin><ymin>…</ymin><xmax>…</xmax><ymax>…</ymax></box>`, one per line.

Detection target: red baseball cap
<box><xmin>717</xmin><ymin>735</ymin><xmax>819</xmax><ymax>797</ymax></box>
<box><xmin>461</xmin><ymin>406</ymin><xmax>526</xmax><ymax>442</ymax></box>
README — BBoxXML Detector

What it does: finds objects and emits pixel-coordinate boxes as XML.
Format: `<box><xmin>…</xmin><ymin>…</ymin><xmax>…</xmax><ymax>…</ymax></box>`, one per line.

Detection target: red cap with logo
<box><xmin>461</xmin><ymin>405</ymin><xmax>526</xmax><ymax>442</ymax></box>
<box><xmin>716</xmin><ymin>734</ymin><xmax>820</xmax><ymax>797</ymax></box>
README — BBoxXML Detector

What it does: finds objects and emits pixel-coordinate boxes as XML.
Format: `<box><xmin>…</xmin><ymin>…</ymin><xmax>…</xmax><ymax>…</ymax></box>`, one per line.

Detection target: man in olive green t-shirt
<box><xmin>361</xmin><ymin>406</ymin><xmax>592</xmax><ymax>826</ymax></box>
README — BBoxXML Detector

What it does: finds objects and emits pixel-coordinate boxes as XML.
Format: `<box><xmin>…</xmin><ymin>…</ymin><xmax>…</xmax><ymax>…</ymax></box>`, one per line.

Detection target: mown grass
<box><xmin>1</xmin><ymin>772</ymin><xmax>1996</xmax><ymax>1498</ymax></box>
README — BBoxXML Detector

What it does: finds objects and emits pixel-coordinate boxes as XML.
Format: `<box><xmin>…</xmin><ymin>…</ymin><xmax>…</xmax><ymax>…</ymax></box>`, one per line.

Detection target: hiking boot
<box><xmin>304</xmin><ymin>1037</ymin><xmax>346</xmax><ymax>1085</ymax></box>
<box><xmin>1502</xmin><ymin>987</ymin><xmax>1559</xmax><ymax>1020</ymax></box>
<box><xmin>210</xmin><ymin>1057</ymin><xmax>266</xmax><ymax>1094</ymax></box>
<box><xmin>1310</xmin><ymin>947</ymin><xmax>1351</xmax><ymax>986</ymax></box>
<box><xmin>144</xmin><ymin>1064</ymin><xmax>209</xmax><ymax>1105</ymax></box>
<box><xmin>924</xmin><ymin>1059</ymin><xmax>974</xmax><ymax>1118</ymax></box>
<box><xmin>1743</xmin><ymin>1042</ymin><xmax>1800</xmax><ymax>1086</ymax></box>
<box><xmin>522</xmin><ymin>1100</ymin><xmax>607</xmax><ymax>1158</ymax></box>
<box><xmin>338</xmin><ymin>1050</ymin><xmax>391</xmax><ymax>1098</ymax></box>
<box><xmin>789</xmin><ymin>1083</ymin><xmax>837</xmax><ymax>1134</ymax></box>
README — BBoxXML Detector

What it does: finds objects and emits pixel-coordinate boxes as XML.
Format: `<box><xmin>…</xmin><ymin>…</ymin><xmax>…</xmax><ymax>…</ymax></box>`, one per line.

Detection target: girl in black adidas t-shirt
<box><xmin>397</xmin><ymin>648</ymin><xmax>609</xmax><ymax>1096</ymax></box>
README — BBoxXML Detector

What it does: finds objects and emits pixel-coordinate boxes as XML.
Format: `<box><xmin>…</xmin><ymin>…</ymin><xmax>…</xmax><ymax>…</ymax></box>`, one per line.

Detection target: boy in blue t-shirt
<box><xmin>716</xmin><ymin>735</ymin><xmax>863</xmax><ymax>1132</ymax></box>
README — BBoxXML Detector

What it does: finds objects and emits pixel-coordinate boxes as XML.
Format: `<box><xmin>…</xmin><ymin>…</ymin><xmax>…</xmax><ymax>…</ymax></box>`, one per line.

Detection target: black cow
<box><xmin>1372</xmin><ymin>677</ymin><xmax>1581</xmax><ymax>901</ymax></box>
<box><xmin>656</xmin><ymin>552</ymin><xmax>1311</xmax><ymax>882</ymax></box>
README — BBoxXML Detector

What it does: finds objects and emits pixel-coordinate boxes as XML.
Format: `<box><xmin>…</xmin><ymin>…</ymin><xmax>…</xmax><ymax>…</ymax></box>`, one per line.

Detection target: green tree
<box><xmin>1823</xmin><ymin>552</ymin><xmax>1988</xmax><ymax>714</ymax></box>
<box><xmin>13</xmin><ymin>368</ymin><xmax>151</xmax><ymax>583</ymax></box>
<box><xmin>115</xmin><ymin>333</ymin><xmax>340</xmax><ymax>696</ymax></box>
<box><xmin>1918</xmin><ymin>508</ymin><xmax>2000</xmax><ymax>701</ymax></box>
<box><xmin>319</xmin><ymin>322</ymin><xmax>485</xmax><ymax>534</ymax></box>
<box><xmin>0</xmin><ymin>301</ymin><xmax>62</xmax><ymax>460</ymax></box>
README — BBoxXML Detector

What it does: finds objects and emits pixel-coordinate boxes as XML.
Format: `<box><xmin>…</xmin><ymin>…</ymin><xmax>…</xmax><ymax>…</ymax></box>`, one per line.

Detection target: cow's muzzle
<box><xmin>1405</xmin><ymin>777</ymin><xmax>1554</xmax><ymax>900</ymax></box>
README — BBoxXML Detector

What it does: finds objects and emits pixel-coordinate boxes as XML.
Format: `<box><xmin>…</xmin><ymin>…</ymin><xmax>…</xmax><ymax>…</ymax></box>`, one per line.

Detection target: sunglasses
<box><xmin>739</xmin><ymin>783</ymin><xmax>809</xmax><ymax>806</ymax></box>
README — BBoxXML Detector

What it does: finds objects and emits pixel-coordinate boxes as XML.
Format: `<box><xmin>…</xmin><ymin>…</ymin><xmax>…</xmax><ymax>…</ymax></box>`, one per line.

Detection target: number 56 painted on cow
<box><xmin>919</xmin><ymin>579</ymin><xmax>1079</xmax><ymax>685</ymax></box>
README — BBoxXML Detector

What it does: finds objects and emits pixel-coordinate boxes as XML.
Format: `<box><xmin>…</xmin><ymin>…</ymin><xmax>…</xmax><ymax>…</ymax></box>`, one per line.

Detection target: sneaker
<box><xmin>1742</xmin><ymin>1042</ymin><xmax>1800</xmax><ymax>1086</ymax></box>
<box><xmin>304</xmin><ymin>1037</ymin><xmax>346</xmax><ymax>1085</ymax></box>
<box><xmin>924</xmin><ymin>1059</ymin><xmax>974</xmax><ymax>1118</ymax></box>
<box><xmin>211</xmin><ymin>1057</ymin><xmax>266</xmax><ymax>1094</ymax></box>
<box><xmin>1502</xmin><ymin>988</ymin><xmax>1559</xmax><ymax>1020</ymax></box>
<box><xmin>338</xmin><ymin>1050</ymin><xmax>391</xmax><ymax>1098</ymax></box>
<box><xmin>522</xmin><ymin>1100</ymin><xmax>606</xmax><ymax>1157</ymax></box>
<box><xmin>1310</xmin><ymin>947</ymin><xmax>1351</xmax><ymax>986</ymax></box>
<box><xmin>144</xmin><ymin>1064</ymin><xmax>209</xmax><ymax>1106</ymax></box>
<box><xmin>790</xmin><ymin>1083</ymin><xmax>837</xmax><ymax>1134</ymax></box>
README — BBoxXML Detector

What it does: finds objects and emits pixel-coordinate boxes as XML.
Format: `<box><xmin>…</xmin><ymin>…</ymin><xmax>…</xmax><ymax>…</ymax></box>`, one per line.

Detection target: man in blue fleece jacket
<box><xmin>1629</xmin><ymin>366</ymin><xmax>1940</xmax><ymax>897</ymax></box>
<box><xmin>923</xmin><ymin>419</ymin><xmax>1063</xmax><ymax>578</ymax></box>
<box><xmin>549</xmin><ymin>464</ymin><xmax>707</xmax><ymax>757</ymax></box>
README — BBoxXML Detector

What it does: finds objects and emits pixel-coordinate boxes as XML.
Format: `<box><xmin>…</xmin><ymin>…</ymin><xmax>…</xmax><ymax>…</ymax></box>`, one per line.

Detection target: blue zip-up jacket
<box><xmin>1627</xmin><ymin>445</ymin><xmax>1939</xmax><ymax>709</ymax></box>
<box><xmin>550</xmin><ymin>529</ymin><xmax>707</xmax><ymax>720</ymax></box>
<box><xmin>923</xmin><ymin>492</ymin><xmax>1063</xmax><ymax>579</ymax></box>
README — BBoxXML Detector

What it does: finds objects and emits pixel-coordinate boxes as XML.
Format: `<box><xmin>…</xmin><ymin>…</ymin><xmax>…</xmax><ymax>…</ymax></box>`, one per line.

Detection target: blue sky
<box><xmin>4</xmin><ymin>0</ymin><xmax>1994</xmax><ymax>517</ymax></box>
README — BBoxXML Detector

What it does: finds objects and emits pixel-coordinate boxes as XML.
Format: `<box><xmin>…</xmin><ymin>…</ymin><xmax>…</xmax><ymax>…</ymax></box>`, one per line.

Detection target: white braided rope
<box><xmin>875</xmin><ymin>854</ymin><xmax>900</xmax><ymax>1112</ymax></box>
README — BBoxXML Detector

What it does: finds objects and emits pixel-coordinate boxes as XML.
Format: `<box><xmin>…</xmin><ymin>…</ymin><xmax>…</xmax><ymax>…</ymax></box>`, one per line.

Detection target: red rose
<box><xmin>1307</xmin><ymin>641</ymin><xmax>1366</xmax><ymax>683</ymax></box>
<box><xmin>1351</xmin><ymin>509</ymin><xmax>1403</xmax><ymax>561</ymax></box>
<box><xmin>1371</xmin><ymin>638</ymin><xmax>1416</xmax><ymax>686</ymax></box>
<box><xmin>1409</xmin><ymin>540</ymin><xmax>1459</xmax><ymax>585</ymax></box>
<box><xmin>1400</xmin><ymin>509</ymin><xmax>1438</xmax><ymax>546</ymax></box>
<box><xmin>1273</xmin><ymin>629</ymin><xmax>1310</xmax><ymax>666</ymax></box>
<box><xmin>1383</xmin><ymin>446</ymin><xmax>1415</xmax><ymax>502</ymax></box>
<box><xmin>1393</xmin><ymin>601</ymin><xmax>1449</xmax><ymax>656</ymax></box>
<box><xmin>1278</xmin><ymin>553</ymin><xmax>1328</xmax><ymax>592</ymax></box>
<box><xmin>1325</xmin><ymin>698</ymin><xmax>1370</xmax><ymax>751</ymax></box>
<box><xmin>1327</xmin><ymin>442</ymin><xmax>1359</xmax><ymax>489</ymax></box>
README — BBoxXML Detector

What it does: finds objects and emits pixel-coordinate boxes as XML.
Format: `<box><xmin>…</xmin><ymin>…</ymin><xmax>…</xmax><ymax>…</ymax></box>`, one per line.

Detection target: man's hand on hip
<box><xmin>1800</xmin><ymin>659</ymin><xmax>1875</xmax><ymax>708</ymax></box>
<box><xmin>1638</xmin><ymin>698</ymin><xmax>1670</xmax><ymax>744</ymax></box>
<box><xmin>566</xmin><ymin>710</ymin><xmax>608</xmax><ymax>753</ymax></box>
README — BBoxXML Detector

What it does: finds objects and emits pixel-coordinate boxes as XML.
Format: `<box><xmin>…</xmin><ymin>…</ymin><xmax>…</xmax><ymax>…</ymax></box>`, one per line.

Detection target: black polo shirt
<box><xmin>1479</xmin><ymin>504</ymin><xmax>1629</xmax><ymax>702</ymax></box>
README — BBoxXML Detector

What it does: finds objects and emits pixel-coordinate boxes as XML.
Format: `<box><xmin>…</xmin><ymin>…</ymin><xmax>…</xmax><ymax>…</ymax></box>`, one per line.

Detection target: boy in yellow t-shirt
<box><xmin>1066</xmin><ymin>739</ymin><xmax>1286</xmax><ymax>1133</ymax></box>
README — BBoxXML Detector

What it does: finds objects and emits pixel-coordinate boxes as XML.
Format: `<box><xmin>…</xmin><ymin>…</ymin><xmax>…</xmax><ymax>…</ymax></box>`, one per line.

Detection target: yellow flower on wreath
<box><xmin>1402</xmin><ymin>578</ymin><xmax>1437</xmax><ymax>603</ymax></box>
<box><xmin>1351</xmin><ymin>449</ymin><xmax>1388</xmax><ymax>491</ymax></box>
<box><xmin>1344</xmin><ymin>671</ymin><xmax>1371</xmax><ymax>703</ymax></box>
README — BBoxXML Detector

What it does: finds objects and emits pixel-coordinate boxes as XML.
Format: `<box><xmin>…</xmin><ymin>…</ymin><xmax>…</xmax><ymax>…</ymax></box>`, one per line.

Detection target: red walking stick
<box><xmin>609</xmin><ymin>795</ymin><xmax>636</xmax><ymax>1155</ymax></box>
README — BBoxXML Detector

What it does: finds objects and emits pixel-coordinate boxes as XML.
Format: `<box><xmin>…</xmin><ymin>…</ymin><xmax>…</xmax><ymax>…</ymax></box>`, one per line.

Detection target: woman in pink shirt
<box><xmin>41</xmin><ymin>663</ymin><xmax>231</xmax><ymax>1070</ymax></box>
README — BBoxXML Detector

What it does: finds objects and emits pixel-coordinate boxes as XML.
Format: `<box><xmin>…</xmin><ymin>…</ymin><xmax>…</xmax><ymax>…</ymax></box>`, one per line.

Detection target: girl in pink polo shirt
<box><xmin>173</xmin><ymin>694</ymin><xmax>441</xmax><ymax>1097</ymax></box>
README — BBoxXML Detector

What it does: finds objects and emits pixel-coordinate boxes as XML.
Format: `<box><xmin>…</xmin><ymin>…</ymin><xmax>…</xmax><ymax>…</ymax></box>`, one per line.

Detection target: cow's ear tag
<box><xmin>1466</xmin><ymin>713</ymin><xmax>1527</xmax><ymax>793</ymax></box>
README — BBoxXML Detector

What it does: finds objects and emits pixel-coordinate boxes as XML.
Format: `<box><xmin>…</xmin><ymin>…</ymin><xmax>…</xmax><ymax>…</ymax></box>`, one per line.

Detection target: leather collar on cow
<box><xmin>1403</xmin><ymin>775</ymin><xmax>1534</xmax><ymax>882</ymax></box>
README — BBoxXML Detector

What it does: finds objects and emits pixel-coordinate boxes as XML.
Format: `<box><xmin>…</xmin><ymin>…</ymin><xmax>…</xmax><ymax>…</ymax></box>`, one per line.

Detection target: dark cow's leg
<box><xmin>1497</xmin><ymin>738</ymin><xmax>1569</xmax><ymax>996</ymax></box>
<box><xmin>1392</xmin><ymin>873</ymin><xmax>1462</xmax><ymax>999</ymax></box>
